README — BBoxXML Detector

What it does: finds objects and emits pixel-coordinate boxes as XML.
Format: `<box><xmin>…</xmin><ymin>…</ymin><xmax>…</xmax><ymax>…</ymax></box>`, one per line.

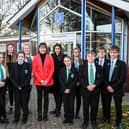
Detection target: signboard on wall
<box><xmin>40</xmin><ymin>32</ymin><xmax>76</xmax><ymax>42</ymax></box>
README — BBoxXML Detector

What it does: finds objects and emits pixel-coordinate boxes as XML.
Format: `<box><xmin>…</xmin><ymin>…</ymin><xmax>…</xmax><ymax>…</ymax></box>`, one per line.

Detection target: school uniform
<box><xmin>60</xmin><ymin>66</ymin><xmax>77</xmax><ymax>123</ymax></box>
<box><xmin>79</xmin><ymin>61</ymin><xmax>103</xmax><ymax>127</ymax></box>
<box><xmin>10</xmin><ymin>62</ymin><xmax>31</xmax><ymax>122</ymax></box>
<box><xmin>0</xmin><ymin>64</ymin><xmax>8</xmax><ymax>123</ymax></box>
<box><xmin>95</xmin><ymin>58</ymin><xmax>109</xmax><ymax>121</ymax></box>
<box><xmin>6</xmin><ymin>55</ymin><xmax>15</xmax><ymax>110</ymax></box>
<box><xmin>24</xmin><ymin>56</ymin><xmax>33</xmax><ymax>106</ymax></box>
<box><xmin>72</xmin><ymin>58</ymin><xmax>82</xmax><ymax>118</ymax></box>
<box><xmin>105</xmin><ymin>59</ymin><xmax>127</xmax><ymax>126</ymax></box>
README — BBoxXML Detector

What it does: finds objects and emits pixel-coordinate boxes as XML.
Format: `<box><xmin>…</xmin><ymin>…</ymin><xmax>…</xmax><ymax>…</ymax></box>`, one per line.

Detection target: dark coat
<box><xmin>10</xmin><ymin>62</ymin><xmax>32</xmax><ymax>90</ymax></box>
<box><xmin>79</xmin><ymin>62</ymin><xmax>103</xmax><ymax>96</ymax></box>
<box><xmin>59</xmin><ymin>66</ymin><xmax>77</xmax><ymax>94</ymax></box>
<box><xmin>105</xmin><ymin>59</ymin><xmax>127</xmax><ymax>96</ymax></box>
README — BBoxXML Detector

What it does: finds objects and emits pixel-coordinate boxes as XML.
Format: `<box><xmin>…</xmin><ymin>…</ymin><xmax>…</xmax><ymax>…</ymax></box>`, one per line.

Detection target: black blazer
<box><xmin>51</xmin><ymin>53</ymin><xmax>66</xmax><ymax>82</ymax></box>
<box><xmin>95</xmin><ymin>58</ymin><xmax>109</xmax><ymax>87</ymax></box>
<box><xmin>59</xmin><ymin>66</ymin><xmax>77</xmax><ymax>94</ymax></box>
<box><xmin>79</xmin><ymin>62</ymin><xmax>103</xmax><ymax>96</ymax></box>
<box><xmin>10</xmin><ymin>62</ymin><xmax>32</xmax><ymax>89</ymax></box>
<box><xmin>105</xmin><ymin>59</ymin><xmax>127</xmax><ymax>95</ymax></box>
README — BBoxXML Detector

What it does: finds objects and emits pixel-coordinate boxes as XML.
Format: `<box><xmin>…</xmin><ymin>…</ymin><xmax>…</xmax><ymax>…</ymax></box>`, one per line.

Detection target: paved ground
<box><xmin>0</xmin><ymin>87</ymin><xmax>129</xmax><ymax>129</ymax></box>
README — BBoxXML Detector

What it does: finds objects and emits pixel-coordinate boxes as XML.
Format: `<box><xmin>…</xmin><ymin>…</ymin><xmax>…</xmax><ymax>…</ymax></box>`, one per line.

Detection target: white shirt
<box><xmin>88</xmin><ymin>63</ymin><xmax>96</xmax><ymax>85</ymax></box>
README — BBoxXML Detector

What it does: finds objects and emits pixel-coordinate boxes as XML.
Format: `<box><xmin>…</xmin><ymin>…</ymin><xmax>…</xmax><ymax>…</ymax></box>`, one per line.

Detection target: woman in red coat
<box><xmin>32</xmin><ymin>43</ymin><xmax>54</xmax><ymax>121</ymax></box>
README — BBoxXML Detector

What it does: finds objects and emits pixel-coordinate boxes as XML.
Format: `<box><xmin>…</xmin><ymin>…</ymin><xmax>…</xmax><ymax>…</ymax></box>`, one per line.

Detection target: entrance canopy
<box><xmin>7</xmin><ymin>0</ymin><xmax>129</xmax><ymax>30</ymax></box>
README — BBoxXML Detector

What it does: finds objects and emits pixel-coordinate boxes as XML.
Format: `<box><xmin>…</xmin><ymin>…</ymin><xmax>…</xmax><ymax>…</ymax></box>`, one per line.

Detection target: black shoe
<box><xmin>63</xmin><ymin>119</ymin><xmax>68</xmax><ymax>124</ymax></box>
<box><xmin>22</xmin><ymin>118</ymin><xmax>27</xmax><ymax>124</ymax></box>
<box><xmin>68</xmin><ymin>120</ymin><xmax>73</xmax><ymax>124</ymax></box>
<box><xmin>81</xmin><ymin>122</ymin><xmax>88</xmax><ymax>129</ymax></box>
<box><xmin>13</xmin><ymin>119</ymin><xmax>19</xmax><ymax>124</ymax></box>
<box><xmin>2</xmin><ymin>118</ymin><xmax>9</xmax><ymax>124</ymax></box>
<box><xmin>92</xmin><ymin>122</ymin><xmax>98</xmax><ymax>129</ymax></box>
<box><xmin>55</xmin><ymin>111</ymin><xmax>61</xmax><ymax>117</ymax></box>
<box><xmin>43</xmin><ymin>116</ymin><xmax>48</xmax><ymax>121</ymax></box>
<box><xmin>50</xmin><ymin>109</ymin><xmax>57</xmax><ymax>114</ymax></box>
<box><xmin>104</xmin><ymin>119</ymin><xmax>111</xmax><ymax>124</ymax></box>
<box><xmin>117</xmin><ymin>123</ymin><xmax>123</xmax><ymax>129</ymax></box>
<box><xmin>8</xmin><ymin>107</ymin><xmax>13</xmax><ymax>114</ymax></box>
<box><xmin>37</xmin><ymin>116</ymin><xmax>42</xmax><ymax>121</ymax></box>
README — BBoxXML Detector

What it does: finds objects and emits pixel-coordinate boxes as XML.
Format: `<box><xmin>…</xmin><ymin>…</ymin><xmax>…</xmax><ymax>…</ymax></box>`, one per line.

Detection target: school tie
<box><xmin>26</xmin><ymin>57</ymin><xmax>32</xmax><ymax>64</ymax></box>
<box><xmin>67</xmin><ymin>68</ymin><xmax>70</xmax><ymax>81</ymax></box>
<box><xmin>109</xmin><ymin>61</ymin><xmax>114</xmax><ymax>81</ymax></box>
<box><xmin>90</xmin><ymin>64</ymin><xmax>94</xmax><ymax>84</ymax></box>
<box><xmin>0</xmin><ymin>64</ymin><xmax>4</xmax><ymax>81</ymax></box>
<box><xmin>99</xmin><ymin>59</ymin><xmax>103</xmax><ymax>67</ymax></box>
<box><xmin>74</xmin><ymin>59</ymin><xmax>79</xmax><ymax>70</ymax></box>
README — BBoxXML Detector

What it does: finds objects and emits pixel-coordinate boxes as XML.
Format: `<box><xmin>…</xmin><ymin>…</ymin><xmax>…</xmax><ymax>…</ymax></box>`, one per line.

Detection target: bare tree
<box><xmin>0</xmin><ymin>0</ymin><xmax>29</xmax><ymax>30</ymax></box>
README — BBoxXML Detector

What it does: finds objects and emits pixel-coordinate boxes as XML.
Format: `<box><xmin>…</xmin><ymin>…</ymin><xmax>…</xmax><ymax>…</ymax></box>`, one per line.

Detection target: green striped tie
<box><xmin>90</xmin><ymin>64</ymin><xmax>94</xmax><ymax>84</ymax></box>
<box><xmin>0</xmin><ymin>64</ymin><xmax>4</xmax><ymax>81</ymax></box>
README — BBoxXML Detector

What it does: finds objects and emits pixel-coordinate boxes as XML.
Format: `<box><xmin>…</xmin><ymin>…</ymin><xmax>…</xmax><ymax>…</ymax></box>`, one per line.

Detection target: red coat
<box><xmin>32</xmin><ymin>54</ymin><xmax>54</xmax><ymax>87</ymax></box>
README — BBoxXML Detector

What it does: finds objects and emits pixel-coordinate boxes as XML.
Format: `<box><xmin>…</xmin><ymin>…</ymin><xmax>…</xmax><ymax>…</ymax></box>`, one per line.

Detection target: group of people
<box><xmin>0</xmin><ymin>43</ymin><xmax>32</xmax><ymax>124</ymax></box>
<box><xmin>0</xmin><ymin>42</ymin><xmax>127</xmax><ymax>129</ymax></box>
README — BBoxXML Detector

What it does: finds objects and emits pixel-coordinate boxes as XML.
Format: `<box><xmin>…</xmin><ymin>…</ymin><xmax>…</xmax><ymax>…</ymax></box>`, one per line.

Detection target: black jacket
<box><xmin>59</xmin><ymin>66</ymin><xmax>77</xmax><ymax>94</ymax></box>
<box><xmin>105</xmin><ymin>59</ymin><xmax>127</xmax><ymax>95</ymax></box>
<box><xmin>10</xmin><ymin>62</ymin><xmax>32</xmax><ymax>90</ymax></box>
<box><xmin>79</xmin><ymin>61</ymin><xmax>103</xmax><ymax>96</ymax></box>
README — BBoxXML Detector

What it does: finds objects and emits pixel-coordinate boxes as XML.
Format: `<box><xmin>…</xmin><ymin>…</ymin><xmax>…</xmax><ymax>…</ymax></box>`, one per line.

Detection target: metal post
<box><xmin>81</xmin><ymin>0</ymin><xmax>86</xmax><ymax>60</ymax></box>
<box><xmin>112</xmin><ymin>6</ymin><xmax>116</xmax><ymax>45</ymax></box>
<box><xmin>122</xmin><ymin>20</ymin><xmax>126</xmax><ymax>61</ymax></box>
<box><xmin>37</xmin><ymin>8</ymin><xmax>40</xmax><ymax>47</ymax></box>
<box><xmin>18</xmin><ymin>20</ymin><xmax>22</xmax><ymax>51</ymax></box>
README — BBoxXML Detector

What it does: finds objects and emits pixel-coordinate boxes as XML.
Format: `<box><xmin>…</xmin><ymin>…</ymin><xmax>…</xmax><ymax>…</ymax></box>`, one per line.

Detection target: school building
<box><xmin>7</xmin><ymin>0</ymin><xmax>129</xmax><ymax>88</ymax></box>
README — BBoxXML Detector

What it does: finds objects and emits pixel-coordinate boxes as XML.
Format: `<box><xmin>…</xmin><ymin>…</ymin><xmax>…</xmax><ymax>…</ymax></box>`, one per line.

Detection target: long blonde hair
<box><xmin>71</xmin><ymin>48</ymin><xmax>83</xmax><ymax>65</ymax></box>
<box><xmin>5</xmin><ymin>44</ymin><xmax>16</xmax><ymax>77</ymax></box>
<box><xmin>5</xmin><ymin>44</ymin><xmax>16</xmax><ymax>64</ymax></box>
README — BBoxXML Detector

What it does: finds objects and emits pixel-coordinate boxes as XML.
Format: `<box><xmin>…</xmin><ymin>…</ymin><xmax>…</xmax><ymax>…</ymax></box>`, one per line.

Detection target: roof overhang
<box><xmin>0</xmin><ymin>35</ymin><xmax>31</xmax><ymax>42</ymax></box>
<box><xmin>99</xmin><ymin>0</ymin><xmax>129</xmax><ymax>12</ymax></box>
<box><xmin>7</xmin><ymin>0</ymin><xmax>40</xmax><ymax>29</ymax></box>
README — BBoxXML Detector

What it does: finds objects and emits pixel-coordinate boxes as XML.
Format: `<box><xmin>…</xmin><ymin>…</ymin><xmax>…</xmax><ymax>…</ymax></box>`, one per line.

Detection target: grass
<box><xmin>97</xmin><ymin>105</ymin><xmax>129</xmax><ymax>129</ymax></box>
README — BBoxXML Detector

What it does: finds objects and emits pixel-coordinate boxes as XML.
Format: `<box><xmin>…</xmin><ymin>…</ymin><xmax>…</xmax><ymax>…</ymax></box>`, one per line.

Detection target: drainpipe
<box><xmin>81</xmin><ymin>0</ymin><xmax>86</xmax><ymax>60</ymax></box>
<box><xmin>18</xmin><ymin>20</ymin><xmax>22</xmax><ymax>51</ymax></box>
<box><xmin>112</xmin><ymin>6</ymin><xmax>116</xmax><ymax>45</ymax></box>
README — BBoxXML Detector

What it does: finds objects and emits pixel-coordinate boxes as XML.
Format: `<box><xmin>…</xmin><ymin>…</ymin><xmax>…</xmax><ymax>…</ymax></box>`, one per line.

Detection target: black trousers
<box><xmin>14</xmin><ymin>88</ymin><xmax>29</xmax><ymax>120</ymax></box>
<box><xmin>27</xmin><ymin>85</ymin><xmax>32</xmax><ymax>105</ymax></box>
<box><xmin>97</xmin><ymin>87</ymin><xmax>107</xmax><ymax>121</ymax></box>
<box><xmin>36</xmin><ymin>86</ymin><xmax>49</xmax><ymax>118</ymax></box>
<box><xmin>62</xmin><ymin>93</ymin><xmax>75</xmax><ymax>121</ymax></box>
<box><xmin>53</xmin><ymin>82</ymin><xmax>62</xmax><ymax>112</ymax></box>
<box><xmin>53</xmin><ymin>92</ymin><xmax>62</xmax><ymax>112</ymax></box>
<box><xmin>7</xmin><ymin>78</ymin><xmax>14</xmax><ymax>107</ymax></box>
<box><xmin>0</xmin><ymin>87</ymin><xmax>7</xmax><ymax>119</ymax></box>
<box><xmin>75</xmin><ymin>86</ymin><xmax>81</xmax><ymax>116</ymax></box>
<box><xmin>82</xmin><ymin>91</ymin><xmax>99</xmax><ymax>123</ymax></box>
<box><xmin>105</xmin><ymin>93</ymin><xmax>123</xmax><ymax>125</ymax></box>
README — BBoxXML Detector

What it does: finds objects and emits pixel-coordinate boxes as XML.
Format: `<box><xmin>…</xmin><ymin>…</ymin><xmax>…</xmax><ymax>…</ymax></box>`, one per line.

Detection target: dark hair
<box><xmin>110</xmin><ymin>45</ymin><xmax>120</xmax><ymax>53</ymax></box>
<box><xmin>64</xmin><ymin>56</ymin><xmax>71</xmax><ymax>60</ymax></box>
<box><xmin>97</xmin><ymin>46</ymin><xmax>106</xmax><ymax>53</ymax></box>
<box><xmin>17</xmin><ymin>51</ymin><xmax>25</xmax><ymax>58</ymax></box>
<box><xmin>53</xmin><ymin>43</ymin><xmax>63</xmax><ymax>61</ymax></box>
<box><xmin>38</xmin><ymin>42</ymin><xmax>48</xmax><ymax>54</ymax></box>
